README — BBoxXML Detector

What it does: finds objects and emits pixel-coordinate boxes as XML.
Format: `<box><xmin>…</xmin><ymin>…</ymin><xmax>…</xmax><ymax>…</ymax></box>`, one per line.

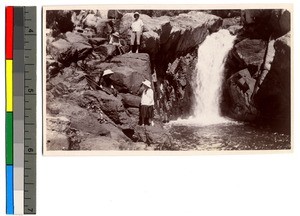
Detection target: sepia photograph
<box><xmin>43</xmin><ymin>5</ymin><xmax>292</xmax><ymax>154</ymax></box>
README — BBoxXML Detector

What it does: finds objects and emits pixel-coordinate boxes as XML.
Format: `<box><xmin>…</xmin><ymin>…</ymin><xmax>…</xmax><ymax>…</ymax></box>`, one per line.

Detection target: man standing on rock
<box><xmin>129</xmin><ymin>12</ymin><xmax>144</xmax><ymax>53</ymax></box>
<box><xmin>140</xmin><ymin>80</ymin><xmax>154</xmax><ymax>126</ymax></box>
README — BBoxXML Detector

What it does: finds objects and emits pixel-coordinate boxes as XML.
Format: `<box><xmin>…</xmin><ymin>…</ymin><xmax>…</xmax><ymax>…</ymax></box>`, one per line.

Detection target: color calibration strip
<box><xmin>6</xmin><ymin>6</ymin><xmax>14</xmax><ymax>214</ymax></box>
<box><xmin>6</xmin><ymin>6</ymin><xmax>37</xmax><ymax>215</ymax></box>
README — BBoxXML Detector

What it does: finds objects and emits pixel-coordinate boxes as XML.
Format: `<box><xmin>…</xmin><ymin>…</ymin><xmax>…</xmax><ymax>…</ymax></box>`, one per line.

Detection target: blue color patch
<box><xmin>6</xmin><ymin>165</ymin><xmax>14</xmax><ymax>214</ymax></box>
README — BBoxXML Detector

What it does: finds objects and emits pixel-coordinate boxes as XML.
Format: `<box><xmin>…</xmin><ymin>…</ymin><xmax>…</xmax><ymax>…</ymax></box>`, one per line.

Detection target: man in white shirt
<box><xmin>130</xmin><ymin>12</ymin><xmax>144</xmax><ymax>53</ymax></box>
<box><xmin>140</xmin><ymin>80</ymin><xmax>154</xmax><ymax>126</ymax></box>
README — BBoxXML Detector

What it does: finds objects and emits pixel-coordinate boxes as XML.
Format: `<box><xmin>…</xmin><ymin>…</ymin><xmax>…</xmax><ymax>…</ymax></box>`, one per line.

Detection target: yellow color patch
<box><xmin>6</xmin><ymin>60</ymin><xmax>13</xmax><ymax>112</ymax></box>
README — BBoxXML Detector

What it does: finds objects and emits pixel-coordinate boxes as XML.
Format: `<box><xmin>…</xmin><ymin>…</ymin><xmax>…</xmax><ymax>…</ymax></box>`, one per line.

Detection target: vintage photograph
<box><xmin>43</xmin><ymin>5</ymin><xmax>292</xmax><ymax>154</ymax></box>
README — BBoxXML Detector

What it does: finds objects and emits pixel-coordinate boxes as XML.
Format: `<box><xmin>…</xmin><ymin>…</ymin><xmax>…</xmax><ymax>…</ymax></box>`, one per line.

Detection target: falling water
<box><xmin>172</xmin><ymin>29</ymin><xmax>236</xmax><ymax>126</ymax></box>
<box><xmin>165</xmin><ymin>30</ymin><xmax>290</xmax><ymax>150</ymax></box>
<box><xmin>192</xmin><ymin>29</ymin><xmax>236</xmax><ymax>124</ymax></box>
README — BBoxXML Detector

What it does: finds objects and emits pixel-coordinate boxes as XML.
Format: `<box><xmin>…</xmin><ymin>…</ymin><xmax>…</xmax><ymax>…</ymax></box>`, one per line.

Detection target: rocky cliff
<box><xmin>222</xmin><ymin>9</ymin><xmax>291</xmax><ymax>132</ymax></box>
<box><xmin>46</xmin><ymin>10</ymin><xmax>224</xmax><ymax>150</ymax></box>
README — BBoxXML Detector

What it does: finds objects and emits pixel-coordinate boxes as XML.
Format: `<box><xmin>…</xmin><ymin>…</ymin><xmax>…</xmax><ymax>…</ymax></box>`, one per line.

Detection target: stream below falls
<box><xmin>166</xmin><ymin>122</ymin><xmax>290</xmax><ymax>151</ymax></box>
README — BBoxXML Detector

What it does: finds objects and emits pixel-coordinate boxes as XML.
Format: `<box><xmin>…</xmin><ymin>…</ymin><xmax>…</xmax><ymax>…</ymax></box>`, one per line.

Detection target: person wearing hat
<box><xmin>129</xmin><ymin>12</ymin><xmax>144</xmax><ymax>53</ymax></box>
<box><xmin>99</xmin><ymin>69</ymin><xmax>118</xmax><ymax>97</ymax></box>
<box><xmin>109</xmin><ymin>32</ymin><xmax>125</xmax><ymax>54</ymax></box>
<box><xmin>140</xmin><ymin>79</ymin><xmax>154</xmax><ymax>126</ymax></box>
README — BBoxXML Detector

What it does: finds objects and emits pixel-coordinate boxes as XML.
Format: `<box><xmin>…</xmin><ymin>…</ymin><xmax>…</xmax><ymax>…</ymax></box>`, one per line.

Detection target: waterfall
<box><xmin>172</xmin><ymin>29</ymin><xmax>236</xmax><ymax>126</ymax></box>
<box><xmin>191</xmin><ymin>29</ymin><xmax>236</xmax><ymax>124</ymax></box>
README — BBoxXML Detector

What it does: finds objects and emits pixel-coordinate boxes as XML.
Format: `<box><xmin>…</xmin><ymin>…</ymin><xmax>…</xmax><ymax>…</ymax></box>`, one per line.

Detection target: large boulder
<box><xmin>80</xmin><ymin>90</ymin><xmax>133</xmax><ymax>129</ymax></box>
<box><xmin>48</xmin><ymin>32</ymin><xmax>93</xmax><ymax>66</ymax></box>
<box><xmin>48</xmin><ymin>67</ymin><xmax>90</xmax><ymax>95</ymax></box>
<box><xmin>226</xmin><ymin>68</ymin><xmax>257</xmax><ymax>121</ymax></box>
<box><xmin>99</xmin><ymin>53</ymin><xmax>152</xmax><ymax>95</ymax></box>
<box><xmin>110</xmin><ymin>53</ymin><xmax>151</xmax><ymax>75</ymax></box>
<box><xmin>140</xmin><ymin>15</ymin><xmax>172</xmax><ymax>54</ymax></box>
<box><xmin>119</xmin><ymin>93</ymin><xmax>141</xmax><ymax>108</ymax></box>
<box><xmin>65</xmin><ymin>32</ymin><xmax>93</xmax><ymax>61</ymax></box>
<box><xmin>118</xmin><ymin>13</ymin><xmax>171</xmax><ymax>55</ymax></box>
<box><xmin>94</xmin><ymin>44</ymin><xmax>117</xmax><ymax>60</ymax></box>
<box><xmin>140</xmin><ymin>31</ymin><xmax>160</xmax><ymax>56</ymax></box>
<box><xmin>117</xmin><ymin>13</ymin><xmax>168</xmax><ymax>35</ymax></box>
<box><xmin>65</xmin><ymin>31</ymin><xmax>88</xmax><ymax>44</ymax></box>
<box><xmin>233</xmin><ymin>38</ymin><xmax>267</xmax><ymax>73</ymax></box>
<box><xmin>162</xmin><ymin>11</ymin><xmax>222</xmax><ymax>57</ymax></box>
<box><xmin>155</xmin><ymin>17</ymin><xmax>173</xmax><ymax>44</ymax></box>
<box><xmin>254</xmin><ymin>32</ymin><xmax>291</xmax><ymax>131</ymax></box>
<box><xmin>278</xmin><ymin>10</ymin><xmax>291</xmax><ymax>36</ymax></box>
<box><xmin>241</xmin><ymin>9</ymin><xmax>291</xmax><ymax>39</ymax></box>
<box><xmin>268</xmin><ymin>9</ymin><xmax>291</xmax><ymax>38</ymax></box>
<box><xmin>133</xmin><ymin>124</ymin><xmax>172</xmax><ymax>146</ymax></box>
<box><xmin>46</xmin><ymin>116</ymin><xmax>71</xmax><ymax>150</ymax></box>
<box><xmin>109</xmin><ymin>66</ymin><xmax>146</xmax><ymax>95</ymax></box>
<box><xmin>46</xmin><ymin>100</ymin><xmax>132</xmax><ymax>151</ymax></box>
<box><xmin>48</xmin><ymin>38</ymin><xmax>72</xmax><ymax>61</ymax></box>
<box><xmin>47</xmin><ymin>98</ymin><xmax>108</xmax><ymax>136</ymax></box>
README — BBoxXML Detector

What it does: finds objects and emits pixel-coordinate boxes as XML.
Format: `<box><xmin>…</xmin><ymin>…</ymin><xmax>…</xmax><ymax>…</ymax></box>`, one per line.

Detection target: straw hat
<box><xmin>112</xmin><ymin>32</ymin><xmax>120</xmax><ymax>38</ymax></box>
<box><xmin>142</xmin><ymin>80</ymin><xmax>151</xmax><ymax>88</ymax></box>
<box><xmin>103</xmin><ymin>69</ymin><xmax>114</xmax><ymax>76</ymax></box>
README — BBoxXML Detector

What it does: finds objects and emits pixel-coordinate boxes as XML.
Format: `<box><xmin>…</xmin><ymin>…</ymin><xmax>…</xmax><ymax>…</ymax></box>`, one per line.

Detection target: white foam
<box><xmin>193</xmin><ymin>29</ymin><xmax>236</xmax><ymax>121</ymax></box>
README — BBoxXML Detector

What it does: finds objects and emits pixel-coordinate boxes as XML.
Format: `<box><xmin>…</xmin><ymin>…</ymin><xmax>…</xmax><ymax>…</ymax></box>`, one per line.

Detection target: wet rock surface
<box><xmin>226</xmin><ymin>69</ymin><xmax>257</xmax><ymax>121</ymax></box>
<box><xmin>233</xmin><ymin>39</ymin><xmax>267</xmax><ymax>71</ymax></box>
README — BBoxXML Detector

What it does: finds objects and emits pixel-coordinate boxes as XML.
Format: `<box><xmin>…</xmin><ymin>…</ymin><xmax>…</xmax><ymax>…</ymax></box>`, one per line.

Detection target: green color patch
<box><xmin>6</xmin><ymin>112</ymin><xmax>13</xmax><ymax>165</ymax></box>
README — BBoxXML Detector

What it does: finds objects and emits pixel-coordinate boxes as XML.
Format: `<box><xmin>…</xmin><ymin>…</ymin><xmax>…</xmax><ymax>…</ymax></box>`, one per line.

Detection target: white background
<box><xmin>0</xmin><ymin>0</ymin><xmax>299</xmax><ymax>215</ymax></box>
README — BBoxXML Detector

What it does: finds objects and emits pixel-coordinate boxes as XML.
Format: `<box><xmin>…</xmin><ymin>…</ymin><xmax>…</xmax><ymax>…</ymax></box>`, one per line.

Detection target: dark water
<box><xmin>167</xmin><ymin>122</ymin><xmax>291</xmax><ymax>151</ymax></box>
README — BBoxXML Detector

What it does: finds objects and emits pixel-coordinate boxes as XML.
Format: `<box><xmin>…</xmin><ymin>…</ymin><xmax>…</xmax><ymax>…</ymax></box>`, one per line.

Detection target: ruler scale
<box><xmin>5</xmin><ymin>6</ymin><xmax>36</xmax><ymax>215</ymax></box>
<box><xmin>24</xmin><ymin>7</ymin><xmax>37</xmax><ymax>214</ymax></box>
<box><xmin>14</xmin><ymin>7</ymin><xmax>25</xmax><ymax>214</ymax></box>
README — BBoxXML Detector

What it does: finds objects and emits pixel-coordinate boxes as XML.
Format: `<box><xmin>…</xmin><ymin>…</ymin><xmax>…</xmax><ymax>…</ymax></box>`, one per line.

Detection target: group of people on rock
<box><xmin>109</xmin><ymin>12</ymin><xmax>144</xmax><ymax>54</ymax></box>
<box><xmin>101</xmin><ymin>12</ymin><xmax>155</xmax><ymax>126</ymax></box>
<box><xmin>99</xmin><ymin>69</ymin><xmax>154</xmax><ymax>126</ymax></box>
<box><xmin>96</xmin><ymin>11</ymin><xmax>157</xmax><ymax>126</ymax></box>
